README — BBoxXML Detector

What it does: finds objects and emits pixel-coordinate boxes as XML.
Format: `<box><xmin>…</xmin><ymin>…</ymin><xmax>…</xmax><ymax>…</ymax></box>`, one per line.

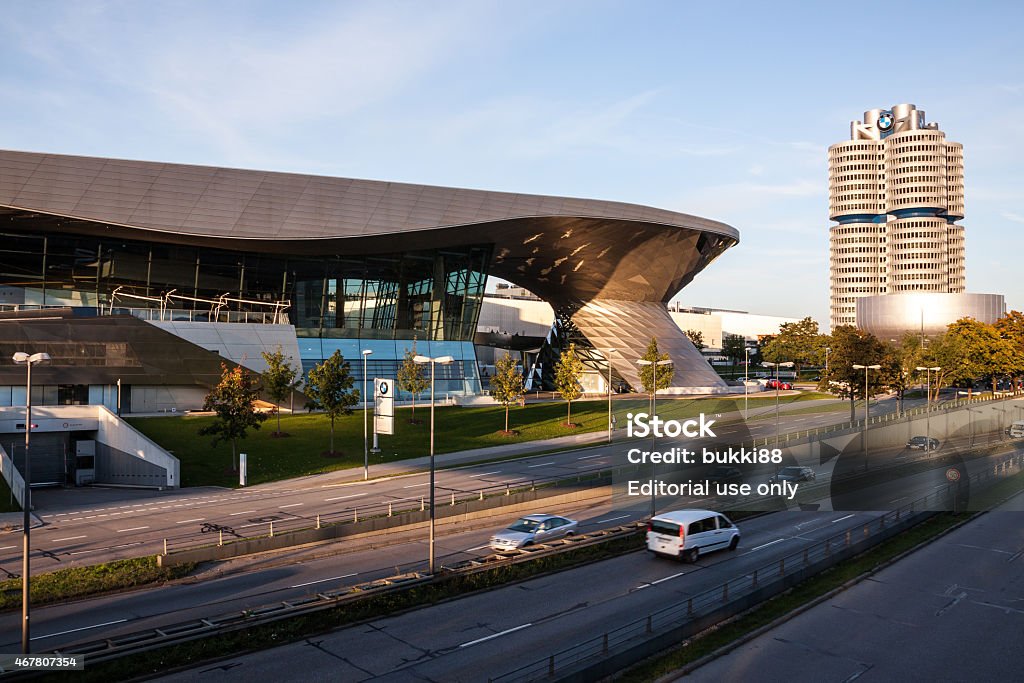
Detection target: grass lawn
<box><xmin>127</xmin><ymin>392</ymin><xmax>837</xmax><ymax>488</ymax></box>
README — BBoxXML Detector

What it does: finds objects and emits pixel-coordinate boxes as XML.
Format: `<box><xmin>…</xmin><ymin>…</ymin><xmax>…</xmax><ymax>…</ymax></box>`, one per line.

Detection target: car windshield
<box><xmin>508</xmin><ymin>518</ymin><xmax>542</xmax><ymax>532</ymax></box>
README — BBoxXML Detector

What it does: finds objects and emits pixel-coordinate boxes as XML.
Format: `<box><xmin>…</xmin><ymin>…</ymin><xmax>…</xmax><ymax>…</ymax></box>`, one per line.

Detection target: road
<box><xmin>685</xmin><ymin>491</ymin><xmax>1024</xmax><ymax>683</ymax></box>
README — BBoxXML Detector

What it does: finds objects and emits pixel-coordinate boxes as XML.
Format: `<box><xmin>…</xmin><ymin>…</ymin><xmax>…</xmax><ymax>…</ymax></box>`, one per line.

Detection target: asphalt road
<box><xmin>685</xmin><ymin>491</ymin><xmax>1024</xmax><ymax>683</ymax></box>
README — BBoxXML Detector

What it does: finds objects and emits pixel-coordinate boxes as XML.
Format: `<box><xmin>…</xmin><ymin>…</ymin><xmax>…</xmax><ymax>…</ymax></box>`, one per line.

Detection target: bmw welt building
<box><xmin>0</xmin><ymin>150</ymin><xmax>739</xmax><ymax>414</ymax></box>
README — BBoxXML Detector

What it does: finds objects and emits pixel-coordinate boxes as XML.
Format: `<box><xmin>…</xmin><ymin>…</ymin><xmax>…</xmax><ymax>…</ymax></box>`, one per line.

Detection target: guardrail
<box><xmin>489</xmin><ymin>450</ymin><xmax>1024</xmax><ymax>683</ymax></box>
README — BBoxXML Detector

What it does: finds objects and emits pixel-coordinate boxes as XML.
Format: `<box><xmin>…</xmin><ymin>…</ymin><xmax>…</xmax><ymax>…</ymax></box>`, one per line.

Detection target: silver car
<box><xmin>488</xmin><ymin>514</ymin><xmax>578</xmax><ymax>551</ymax></box>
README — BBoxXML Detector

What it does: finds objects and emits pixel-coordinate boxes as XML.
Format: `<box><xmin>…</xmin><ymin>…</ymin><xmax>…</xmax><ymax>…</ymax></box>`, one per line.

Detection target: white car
<box><xmin>646</xmin><ymin>509</ymin><xmax>740</xmax><ymax>562</ymax></box>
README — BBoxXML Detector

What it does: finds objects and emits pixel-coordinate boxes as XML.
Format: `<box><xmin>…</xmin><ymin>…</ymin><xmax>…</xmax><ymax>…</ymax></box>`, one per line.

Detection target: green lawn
<box><xmin>127</xmin><ymin>392</ymin><xmax>836</xmax><ymax>488</ymax></box>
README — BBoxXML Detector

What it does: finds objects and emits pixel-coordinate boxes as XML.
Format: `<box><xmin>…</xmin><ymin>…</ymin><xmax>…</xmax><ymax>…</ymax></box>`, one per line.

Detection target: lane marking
<box><xmin>888</xmin><ymin>497</ymin><xmax>906</xmax><ymax>504</ymax></box>
<box><xmin>279</xmin><ymin>503</ymin><xmax>304</xmax><ymax>508</ymax></box>
<box><xmin>291</xmin><ymin>573</ymin><xmax>358</xmax><ymax>589</ymax></box>
<box><xmin>325</xmin><ymin>493</ymin><xmax>367</xmax><ymax>502</ymax></box>
<box><xmin>469</xmin><ymin>471</ymin><xmax>501</xmax><ymax>477</ymax></box>
<box><xmin>33</xmin><ymin>618</ymin><xmax>128</xmax><ymax>641</ymax></box>
<box><xmin>832</xmin><ymin>514</ymin><xmax>856</xmax><ymax>523</ymax></box>
<box><xmin>748</xmin><ymin>538</ymin><xmax>786</xmax><ymax>552</ymax></box>
<box><xmin>0</xmin><ymin>545</ymin><xmax>16</xmax><ymax>551</ymax></box>
<box><xmin>459</xmin><ymin>623</ymin><xmax>532</xmax><ymax>648</ymax></box>
<box><xmin>176</xmin><ymin>518</ymin><xmax>205</xmax><ymax>524</ymax></box>
<box><xmin>403</xmin><ymin>483</ymin><xmax>430</xmax><ymax>488</ymax></box>
<box><xmin>229</xmin><ymin>510</ymin><xmax>258</xmax><ymax>516</ymax></box>
<box><xmin>51</xmin><ymin>536</ymin><xmax>87</xmax><ymax>543</ymax></box>
<box><xmin>577</xmin><ymin>454</ymin><xmax>604</xmax><ymax>460</ymax></box>
<box><xmin>652</xmin><ymin>571</ymin><xmax>686</xmax><ymax>585</ymax></box>
<box><xmin>117</xmin><ymin>526</ymin><xmax>149</xmax><ymax>533</ymax></box>
<box><xmin>595</xmin><ymin>515</ymin><xmax>630</xmax><ymax>524</ymax></box>
<box><xmin>466</xmin><ymin>544</ymin><xmax>490</xmax><ymax>551</ymax></box>
<box><xmin>527</xmin><ymin>462</ymin><xmax>556</xmax><ymax>468</ymax></box>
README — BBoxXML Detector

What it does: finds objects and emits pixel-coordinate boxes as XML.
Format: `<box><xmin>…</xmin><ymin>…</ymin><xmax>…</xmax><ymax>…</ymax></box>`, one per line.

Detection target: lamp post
<box><xmin>414</xmin><ymin>354</ymin><xmax>454</xmax><ymax>574</ymax></box>
<box><xmin>605</xmin><ymin>348</ymin><xmax>617</xmax><ymax>443</ymax></box>
<box><xmin>13</xmin><ymin>351</ymin><xmax>51</xmax><ymax>655</ymax></box>
<box><xmin>853</xmin><ymin>364</ymin><xmax>882</xmax><ymax>471</ymax></box>
<box><xmin>824</xmin><ymin>347</ymin><xmax>830</xmax><ymax>387</ymax></box>
<box><xmin>637</xmin><ymin>357</ymin><xmax>673</xmax><ymax>516</ymax></box>
<box><xmin>362</xmin><ymin>349</ymin><xmax>373</xmax><ymax>480</ymax></box>
<box><xmin>743</xmin><ymin>346</ymin><xmax>750</xmax><ymax>421</ymax></box>
<box><xmin>915</xmin><ymin>366</ymin><xmax>941</xmax><ymax>452</ymax></box>
<box><xmin>763</xmin><ymin>361</ymin><xmax>794</xmax><ymax>448</ymax></box>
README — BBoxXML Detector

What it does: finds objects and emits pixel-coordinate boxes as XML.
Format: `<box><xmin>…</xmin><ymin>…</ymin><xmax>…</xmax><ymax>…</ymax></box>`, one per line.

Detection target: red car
<box><xmin>766</xmin><ymin>379</ymin><xmax>794</xmax><ymax>390</ymax></box>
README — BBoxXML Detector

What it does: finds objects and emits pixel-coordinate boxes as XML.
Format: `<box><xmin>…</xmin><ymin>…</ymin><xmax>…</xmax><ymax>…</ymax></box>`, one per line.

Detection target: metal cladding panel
<box><xmin>856</xmin><ymin>293</ymin><xmax>1006</xmax><ymax>339</ymax></box>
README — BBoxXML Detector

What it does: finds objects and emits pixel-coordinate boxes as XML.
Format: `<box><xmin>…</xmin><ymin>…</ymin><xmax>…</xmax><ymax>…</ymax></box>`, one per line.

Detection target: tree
<box><xmin>490</xmin><ymin>354</ymin><xmax>524</xmax><ymax>433</ymax></box>
<box><xmin>397</xmin><ymin>339</ymin><xmax>429</xmax><ymax>424</ymax></box>
<box><xmin>639</xmin><ymin>337</ymin><xmax>674</xmax><ymax>408</ymax></box>
<box><xmin>261</xmin><ymin>347</ymin><xmax>301</xmax><ymax>437</ymax></box>
<box><xmin>685</xmin><ymin>329</ymin><xmax>706</xmax><ymax>351</ymax></box>
<box><xmin>762</xmin><ymin>317</ymin><xmax>825</xmax><ymax>376</ymax></box>
<box><xmin>881</xmin><ymin>333</ymin><xmax>923</xmax><ymax>416</ymax></box>
<box><xmin>722</xmin><ymin>334</ymin><xmax>746</xmax><ymax>372</ymax></box>
<box><xmin>819</xmin><ymin>326</ymin><xmax>888</xmax><ymax>422</ymax></box>
<box><xmin>304</xmin><ymin>350</ymin><xmax>359</xmax><ymax>455</ymax></box>
<box><xmin>199</xmin><ymin>363</ymin><xmax>268</xmax><ymax>471</ymax></box>
<box><xmin>918</xmin><ymin>331</ymin><xmax>969</xmax><ymax>402</ymax></box>
<box><xmin>945</xmin><ymin>317</ymin><xmax>1019</xmax><ymax>394</ymax></box>
<box><xmin>554</xmin><ymin>343</ymin><xmax>585</xmax><ymax>426</ymax></box>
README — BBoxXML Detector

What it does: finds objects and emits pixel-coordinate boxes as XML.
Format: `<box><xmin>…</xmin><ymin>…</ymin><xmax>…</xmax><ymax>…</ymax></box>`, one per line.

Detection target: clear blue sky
<box><xmin>2</xmin><ymin>0</ymin><xmax>1022</xmax><ymax>328</ymax></box>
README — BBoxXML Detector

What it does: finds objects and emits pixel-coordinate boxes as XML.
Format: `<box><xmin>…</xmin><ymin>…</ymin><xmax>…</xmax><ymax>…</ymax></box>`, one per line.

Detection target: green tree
<box><xmin>881</xmin><ymin>333</ymin><xmax>923</xmax><ymax>416</ymax></box>
<box><xmin>490</xmin><ymin>354</ymin><xmax>524</xmax><ymax>433</ymax></box>
<box><xmin>722</xmin><ymin>334</ymin><xmax>746</xmax><ymax>372</ymax></box>
<box><xmin>946</xmin><ymin>317</ymin><xmax>1018</xmax><ymax>394</ymax></box>
<box><xmin>994</xmin><ymin>311</ymin><xmax>1024</xmax><ymax>391</ymax></box>
<box><xmin>685</xmin><ymin>329</ymin><xmax>706</xmax><ymax>351</ymax></box>
<box><xmin>199</xmin><ymin>363</ymin><xmax>268</xmax><ymax>471</ymax></box>
<box><xmin>639</xmin><ymin>337</ymin><xmax>674</xmax><ymax>406</ymax></box>
<box><xmin>762</xmin><ymin>317</ymin><xmax>825</xmax><ymax>376</ymax></box>
<box><xmin>819</xmin><ymin>326</ymin><xmax>888</xmax><ymax>422</ymax></box>
<box><xmin>554</xmin><ymin>343</ymin><xmax>585</xmax><ymax>426</ymax></box>
<box><xmin>918</xmin><ymin>331</ymin><xmax>969</xmax><ymax>402</ymax></box>
<box><xmin>304</xmin><ymin>350</ymin><xmax>359</xmax><ymax>455</ymax></box>
<box><xmin>397</xmin><ymin>339</ymin><xmax>429</xmax><ymax>423</ymax></box>
<box><xmin>261</xmin><ymin>346</ymin><xmax>301</xmax><ymax>437</ymax></box>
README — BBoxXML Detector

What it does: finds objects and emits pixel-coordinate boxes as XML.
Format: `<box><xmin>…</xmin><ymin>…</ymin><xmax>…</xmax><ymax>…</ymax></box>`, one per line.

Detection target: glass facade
<box><xmin>0</xmin><ymin>230</ymin><xmax>490</xmax><ymax>397</ymax></box>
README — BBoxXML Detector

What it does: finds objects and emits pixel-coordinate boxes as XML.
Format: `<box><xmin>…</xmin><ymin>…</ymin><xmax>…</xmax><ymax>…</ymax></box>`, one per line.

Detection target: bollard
<box><xmin>316</xmin><ymin>514</ymin><xmax>321</xmax><ymax>529</ymax></box>
<box><xmin>451</xmin><ymin>492</ymin><xmax>455</xmax><ymax>506</ymax></box>
<box><xmin>722</xmin><ymin>582</ymin><xmax>729</xmax><ymax>603</ymax></box>
<box><xmin>354</xmin><ymin>508</ymin><xmax>359</xmax><ymax>523</ymax></box>
<box><xmin>863</xmin><ymin>524</ymin><xmax>869</xmax><ymax>538</ymax></box>
<box><xmin>163</xmin><ymin>538</ymin><xmax>168</xmax><ymax>556</ymax></box>
<box><xmin>752</xmin><ymin>569</ymin><xmax>758</xmax><ymax>588</ymax></box>
<box><xmin>421</xmin><ymin>497</ymin><xmax>425</xmax><ymax>511</ymax></box>
<box><xmin>506</xmin><ymin>483</ymin><xmax>510</xmax><ymax>496</ymax></box>
<box><xmin>531</xmin><ymin>480</ymin><xmax>536</xmax><ymax>491</ymax></box>
<box><xmin>219</xmin><ymin>529</ymin><xmax>223</xmax><ymax>546</ymax></box>
<box><xmin>269</xmin><ymin>521</ymin><xmax>274</xmax><ymax>538</ymax></box>
<box><xmin>479</xmin><ymin>490</ymin><xmax>483</xmax><ymax>501</ymax></box>
<box><xmin>388</xmin><ymin>503</ymin><xmax>393</xmax><ymax>517</ymax></box>
<box><xmin>779</xmin><ymin>558</ymin><xmax>785</xmax><ymax>576</ymax></box>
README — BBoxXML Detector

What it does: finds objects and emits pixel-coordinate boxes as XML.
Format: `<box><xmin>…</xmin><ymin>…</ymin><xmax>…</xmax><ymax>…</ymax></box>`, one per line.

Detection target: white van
<box><xmin>646</xmin><ymin>510</ymin><xmax>740</xmax><ymax>562</ymax></box>
<box><xmin>1007</xmin><ymin>421</ymin><xmax>1024</xmax><ymax>438</ymax></box>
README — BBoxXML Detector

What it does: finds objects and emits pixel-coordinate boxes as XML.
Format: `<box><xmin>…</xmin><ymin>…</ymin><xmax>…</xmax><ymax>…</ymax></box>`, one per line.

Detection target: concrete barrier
<box><xmin>159</xmin><ymin>483</ymin><xmax>612</xmax><ymax>567</ymax></box>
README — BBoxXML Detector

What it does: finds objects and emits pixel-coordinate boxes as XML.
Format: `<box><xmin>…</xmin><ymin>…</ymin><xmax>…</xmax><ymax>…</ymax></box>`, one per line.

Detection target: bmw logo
<box><xmin>877</xmin><ymin>112</ymin><xmax>894</xmax><ymax>130</ymax></box>
<box><xmin>379</xmin><ymin>382</ymin><xmax>389</xmax><ymax>395</ymax></box>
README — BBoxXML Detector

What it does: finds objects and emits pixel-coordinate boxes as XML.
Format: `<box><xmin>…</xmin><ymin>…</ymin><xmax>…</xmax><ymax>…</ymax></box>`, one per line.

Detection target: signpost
<box><xmin>375</xmin><ymin>378</ymin><xmax>394</xmax><ymax>436</ymax></box>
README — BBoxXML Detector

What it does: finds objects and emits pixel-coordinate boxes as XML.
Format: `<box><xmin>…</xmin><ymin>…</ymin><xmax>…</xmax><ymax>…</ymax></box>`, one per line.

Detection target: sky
<box><xmin>1</xmin><ymin>0</ymin><xmax>1022</xmax><ymax>328</ymax></box>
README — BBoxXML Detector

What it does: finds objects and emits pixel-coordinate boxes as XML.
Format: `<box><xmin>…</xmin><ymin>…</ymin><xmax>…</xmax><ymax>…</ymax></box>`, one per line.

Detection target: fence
<box><xmin>489</xmin><ymin>450</ymin><xmax>1023</xmax><ymax>683</ymax></box>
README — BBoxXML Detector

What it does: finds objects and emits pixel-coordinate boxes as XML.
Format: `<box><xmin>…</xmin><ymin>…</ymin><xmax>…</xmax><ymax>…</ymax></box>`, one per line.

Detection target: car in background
<box><xmin>489</xmin><ymin>514</ymin><xmax>578</xmax><ymax>551</ymax></box>
<box><xmin>705</xmin><ymin>466</ymin><xmax>743</xmax><ymax>485</ymax></box>
<box><xmin>1006</xmin><ymin>421</ymin><xmax>1024</xmax><ymax>438</ymax></box>
<box><xmin>646</xmin><ymin>510</ymin><xmax>740</xmax><ymax>562</ymax></box>
<box><xmin>769</xmin><ymin>466</ymin><xmax>816</xmax><ymax>484</ymax></box>
<box><xmin>778</xmin><ymin>381</ymin><xmax>794</xmax><ymax>390</ymax></box>
<box><xmin>906</xmin><ymin>436</ymin><xmax>940</xmax><ymax>451</ymax></box>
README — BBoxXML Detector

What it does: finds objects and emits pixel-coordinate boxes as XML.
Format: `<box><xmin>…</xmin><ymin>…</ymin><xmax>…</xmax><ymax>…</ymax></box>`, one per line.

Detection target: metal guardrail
<box><xmin>490</xmin><ymin>451</ymin><xmax>1024</xmax><ymax>683</ymax></box>
<box><xmin>48</xmin><ymin>523</ymin><xmax>644</xmax><ymax>666</ymax></box>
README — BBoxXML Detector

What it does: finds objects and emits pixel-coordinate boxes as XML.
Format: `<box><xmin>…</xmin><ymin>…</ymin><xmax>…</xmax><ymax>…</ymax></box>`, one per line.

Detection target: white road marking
<box><xmin>459</xmin><ymin>623</ymin><xmax>532</xmax><ymax>648</ymax></box>
<box><xmin>832</xmin><ymin>514</ymin><xmax>856</xmax><ymax>523</ymax></box>
<box><xmin>290</xmin><ymin>573</ymin><xmax>358</xmax><ymax>589</ymax></box>
<box><xmin>469</xmin><ymin>471</ymin><xmax>501</xmax><ymax>477</ymax></box>
<box><xmin>279</xmin><ymin>503</ymin><xmax>304</xmax><ymax>508</ymax></box>
<box><xmin>0</xmin><ymin>545</ymin><xmax>16</xmax><ymax>551</ymax></box>
<box><xmin>595</xmin><ymin>515</ymin><xmax>630</xmax><ymax>524</ymax></box>
<box><xmin>51</xmin><ymin>536</ymin><xmax>87</xmax><ymax>543</ymax></box>
<box><xmin>33</xmin><ymin>618</ymin><xmax>129</xmax><ymax>640</ymax></box>
<box><xmin>527</xmin><ymin>462</ymin><xmax>556</xmax><ymax>468</ymax></box>
<box><xmin>747</xmin><ymin>538</ymin><xmax>786</xmax><ymax>552</ymax></box>
<box><xmin>325</xmin><ymin>493</ymin><xmax>367</xmax><ymax>502</ymax></box>
<box><xmin>117</xmin><ymin>526</ymin><xmax>149</xmax><ymax>533</ymax></box>
<box><xmin>466</xmin><ymin>544</ymin><xmax>490</xmax><ymax>551</ymax></box>
<box><xmin>652</xmin><ymin>571</ymin><xmax>686</xmax><ymax>585</ymax></box>
<box><xmin>229</xmin><ymin>510</ymin><xmax>258</xmax><ymax>516</ymax></box>
<box><xmin>176</xmin><ymin>518</ymin><xmax>205</xmax><ymax>524</ymax></box>
<box><xmin>577</xmin><ymin>454</ymin><xmax>604</xmax><ymax>460</ymax></box>
<box><xmin>403</xmin><ymin>482</ymin><xmax>430</xmax><ymax>488</ymax></box>
<box><xmin>889</xmin><ymin>497</ymin><xmax>907</xmax><ymax>504</ymax></box>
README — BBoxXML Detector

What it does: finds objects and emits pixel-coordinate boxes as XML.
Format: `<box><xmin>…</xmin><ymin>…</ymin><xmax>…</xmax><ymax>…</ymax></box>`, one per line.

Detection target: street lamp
<box><xmin>743</xmin><ymin>346</ymin><xmax>750</xmax><ymax>421</ymax></box>
<box><xmin>414</xmin><ymin>354</ymin><xmax>454</xmax><ymax>574</ymax></box>
<box><xmin>762</xmin><ymin>361</ymin><xmax>794</xmax><ymax>447</ymax></box>
<box><xmin>824</xmin><ymin>347</ymin><xmax>831</xmax><ymax>383</ymax></box>
<box><xmin>13</xmin><ymin>351</ymin><xmax>50</xmax><ymax>654</ymax></box>
<box><xmin>637</xmin><ymin>357</ymin><xmax>673</xmax><ymax>516</ymax></box>
<box><xmin>362</xmin><ymin>349</ymin><xmax>373</xmax><ymax>481</ymax></box>
<box><xmin>853</xmin><ymin>364</ymin><xmax>882</xmax><ymax>471</ymax></box>
<box><xmin>605</xmin><ymin>348</ymin><xmax>618</xmax><ymax>443</ymax></box>
<box><xmin>915</xmin><ymin>366</ymin><xmax>941</xmax><ymax>452</ymax></box>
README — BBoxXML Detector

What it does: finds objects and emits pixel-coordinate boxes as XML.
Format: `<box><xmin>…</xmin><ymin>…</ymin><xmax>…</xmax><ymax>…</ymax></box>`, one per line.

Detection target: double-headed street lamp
<box><xmin>362</xmin><ymin>349</ymin><xmax>373</xmax><ymax>481</ymax></box>
<box><xmin>413</xmin><ymin>354</ymin><xmax>454</xmax><ymax>574</ymax></box>
<box><xmin>853</xmin><ymin>364</ymin><xmax>882</xmax><ymax>471</ymax></box>
<box><xmin>915</xmin><ymin>366</ymin><xmax>941</xmax><ymax>453</ymax></box>
<box><xmin>13</xmin><ymin>351</ymin><xmax>50</xmax><ymax>654</ymax></box>
<box><xmin>604</xmin><ymin>348</ymin><xmax>617</xmax><ymax>443</ymax></box>
<box><xmin>762</xmin><ymin>361</ymin><xmax>794</xmax><ymax>447</ymax></box>
<box><xmin>637</xmin><ymin>357</ymin><xmax>673</xmax><ymax>516</ymax></box>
